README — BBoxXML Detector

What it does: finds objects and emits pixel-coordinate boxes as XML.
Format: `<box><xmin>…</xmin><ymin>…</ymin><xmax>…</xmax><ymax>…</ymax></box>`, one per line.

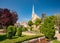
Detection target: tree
<box><xmin>28</xmin><ymin>20</ymin><xmax>33</xmax><ymax>26</ymax></box>
<box><xmin>40</xmin><ymin>16</ymin><xmax>55</xmax><ymax>40</ymax></box>
<box><xmin>0</xmin><ymin>8</ymin><xmax>18</xmax><ymax>29</ymax></box>
<box><xmin>28</xmin><ymin>20</ymin><xmax>33</xmax><ymax>31</ymax></box>
<box><xmin>34</xmin><ymin>18</ymin><xmax>41</xmax><ymax>26</ymax></box>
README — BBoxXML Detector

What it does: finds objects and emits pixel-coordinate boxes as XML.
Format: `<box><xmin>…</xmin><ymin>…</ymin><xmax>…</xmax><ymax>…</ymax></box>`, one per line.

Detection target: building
<box><xmin>31</xmin><ymin>5</ymin><xmax>41</xmax><ymax>30</ymax></box>
<box><xmin>20</xmin><ymin>5</ymin><xmax>40</xmax><ymax>28</ymax></box>
<box><xmin>20</xmin><ymin>5</ymin><xmax>41</xmax><ymax>30</ymax></box>
<box><xmin>20</xmin><ymin>21</ymin><xmax>29</xmax><ymax>28</ymax></box>
<box><xmin>32</xmin><ymin>5</ymin><xmax>40</xmax><ymax>23</ymax></box>
<box><xmin>14</xmin><ymin>22</ymin><xmax>20</xmax><ymax>27</ymax></box>
<box><xmin>41</xmin><ymin>13</ymin><xmax>46</xmax><ymax>24</ymax></box>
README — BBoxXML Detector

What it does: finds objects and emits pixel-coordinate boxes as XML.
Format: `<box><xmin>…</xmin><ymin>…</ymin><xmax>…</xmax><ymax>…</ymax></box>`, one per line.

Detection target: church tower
<box><xmin>32</xmin><ymin>5</ymin><xmax>34</xmax><ymax>14</ymax></box>
<box><xmin>32</xmin><ymin>5</ymin><xmax>40</xmax><ymax>23</ymax></box>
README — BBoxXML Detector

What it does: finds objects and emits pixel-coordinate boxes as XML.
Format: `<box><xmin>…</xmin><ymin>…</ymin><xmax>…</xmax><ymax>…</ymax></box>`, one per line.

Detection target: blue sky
<box><xmin>0</xmin><ymin>0</ymin><xmax>60</xmax><ymax>22</ymax></box>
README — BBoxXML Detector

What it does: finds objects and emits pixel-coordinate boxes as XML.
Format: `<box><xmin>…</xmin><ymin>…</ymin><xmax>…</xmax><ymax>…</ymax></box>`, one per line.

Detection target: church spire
<box><xmin>32</xmin><ymin>4</ymin><xmax>40</xmax><ymax>23</ymax></box>
<box><xmin>32</xmin><ymin>5</ymin><xmax>34</xmax><ymax>14</ymax></box>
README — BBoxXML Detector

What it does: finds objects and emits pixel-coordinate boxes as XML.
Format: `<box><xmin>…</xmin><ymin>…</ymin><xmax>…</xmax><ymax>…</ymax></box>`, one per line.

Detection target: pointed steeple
<box><xmin>32</xmin><ymin>5</ymin><xmax>34</xmax><ymax>14</ymax></box>
<box><xmin>32</xmin><ymin>5</ymin><xmax>40</xmax><ymax>23</ymax></box>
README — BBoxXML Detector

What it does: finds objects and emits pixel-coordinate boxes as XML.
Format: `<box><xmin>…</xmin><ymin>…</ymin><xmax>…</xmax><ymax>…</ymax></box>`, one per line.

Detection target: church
<box><xmin>16</xmin><ymin>5</ymin><xmax>46</xmax><ymax>29</ymax></box>
<box><xmin>19</xmin><ymin>5</ymin><xmax>40</xmax><ymax>28</ymax></box>
<box><xmin>31</xmin><ymin>5</ymin><xmax>46</xmax><ymax>30</ymax></box>
<box><xmin>32</xmin><ymin>5</ymin><xmax>40</xmax><ymax>23</ymax></box>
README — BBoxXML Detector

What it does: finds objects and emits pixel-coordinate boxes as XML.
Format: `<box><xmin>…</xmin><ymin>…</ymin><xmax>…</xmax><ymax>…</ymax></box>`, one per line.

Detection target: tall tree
<box><xmin>0</xmin><ymin>8</ymin><xmax>18</xmax><ymax>28</ymax></box>
<box><xmin>34</xmin><ymin>18</ymin><xmax>41</xmax><ymax>26</ymax></box>
<box><xmin>28</xmin><ymin>20</ymin><xmax>33</xmax><ymax>31</ymax></box>
<box><xmin>28</xmin><ymin>20</ymin><xmax>33</xmax><ymax>26</ymax></box>
<box><xmin>40</xmin><ymin>16</ymin><xmax>55</xmax><ymax>40</ymax></box>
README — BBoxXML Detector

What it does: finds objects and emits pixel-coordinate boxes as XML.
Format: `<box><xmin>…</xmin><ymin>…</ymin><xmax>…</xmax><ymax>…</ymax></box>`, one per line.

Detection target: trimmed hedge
<box><xmin>7</xmin><ymin>26</ymin><xmax>16</xmax><ymax>39</ymax></box>
<box><xmin>17</xmin><ymin>26</ymin><xmax>22</xmax><ymax>37</ymax></box>
<box><xmin>16</xmin><ymin>34</ymin><xmax>44</xmax><ymax>43</ymax></box>
<box><xmin>0</xmin><ymin>34</ymin><xmax>44</xmax><ymax>43</ymax></box>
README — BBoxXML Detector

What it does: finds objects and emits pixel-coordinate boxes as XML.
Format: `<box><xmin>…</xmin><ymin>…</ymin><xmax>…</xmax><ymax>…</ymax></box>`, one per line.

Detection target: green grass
<box><xmin>52</xmin><ymin>40</ymin><xmax>60</xmax><ymax>43</ymax></box>
<box><xmin>0</xmin><ymin>34</ymin><xmax>44</xmax><ymax>43</ymax></box>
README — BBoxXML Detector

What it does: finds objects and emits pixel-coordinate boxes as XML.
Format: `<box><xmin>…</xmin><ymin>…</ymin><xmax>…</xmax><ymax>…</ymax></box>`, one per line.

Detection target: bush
<box><xmin>17</xmin><ymin>26</ymin><xmax>22</xmax><ymax>37</ymax></box>
<box><xmin>40</xmin><ymin>17</ymin><xmax>55</xmax><ymax>40</ymax></box>
<box><xmin>0</xmin><ymin>34</ymin><xmax>44</xmax><ymax>43</ymax></box>
<box><xmin>7</xmin><ymin>26</ymin><xmax>16</xmax><ymax>39</ymax></box>
<box><xmin>12</xmin><ymin>26</ymin><xmax>17</xmax><ymax>36</ymax></box>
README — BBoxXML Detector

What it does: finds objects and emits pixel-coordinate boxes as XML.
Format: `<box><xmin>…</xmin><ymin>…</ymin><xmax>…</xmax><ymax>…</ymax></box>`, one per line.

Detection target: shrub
<box><xmin>7</xmin><ymin>26</ymin><xmax>16</xmax><ymax>39</ymax></box>
<box><xmin>40</xmin><ymin>17</ymin><xmax>55</xmax><ymax>40</ymax></box>
<box><xmin>12</xmin><ymin>26</ymin><xmax>17</xmax><ymax>36</ymax></box>
<box><xmin>17</xmin><ymin>26</ymin><xmax>22</xmax><ymax>37</ymax></box>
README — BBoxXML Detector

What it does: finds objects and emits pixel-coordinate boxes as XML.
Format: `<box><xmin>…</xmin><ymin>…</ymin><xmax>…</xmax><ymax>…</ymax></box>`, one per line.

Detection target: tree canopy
<box><xmin>40</xmin><ymin>16</ymin><xmax>55</xmax><ymax>40</ymax></box>
<box><xmin>28</xmin><ymin>20</ymin><xmax>33</xmax><ymax>26</ymax></box>
<box><xmin>34</xmin><ymin>18</ymin><xmax>41</xmax><ymax>26</ymax></box>
<box><xmin>0</xmin><ymin>8</ymin><xmax>18</xmax><ymax>28</ymax></box>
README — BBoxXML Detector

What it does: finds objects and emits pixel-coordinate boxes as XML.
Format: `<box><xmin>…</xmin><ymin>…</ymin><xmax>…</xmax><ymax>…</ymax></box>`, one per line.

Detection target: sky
<box><xmin>0</xmin><ymin>0</ymin><xmax>60</xmax><ymax>22</ymax></box>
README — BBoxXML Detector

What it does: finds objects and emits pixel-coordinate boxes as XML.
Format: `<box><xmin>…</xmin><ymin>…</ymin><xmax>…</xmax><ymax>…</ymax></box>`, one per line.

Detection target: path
<box><xmin>55</xmin><ymin>30</ymin><xmax>60</xmax><ymax>41</ymax></box>
<box><xmin>22</xmin><ymin>31</ymin><xmax>36</xmax><ymax>35</ymax></box>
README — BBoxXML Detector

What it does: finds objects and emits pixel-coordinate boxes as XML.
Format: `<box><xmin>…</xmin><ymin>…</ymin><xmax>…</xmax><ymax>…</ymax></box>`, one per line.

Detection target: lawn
<box><xmin>0</xmin><ymin>34</ymin><xmax>44</xmax><ymax>43</ymax></box>
<box><xmin>52</xmin><ymin>40</ymin><xmax>60</xmax><ymax>43</ymax></box>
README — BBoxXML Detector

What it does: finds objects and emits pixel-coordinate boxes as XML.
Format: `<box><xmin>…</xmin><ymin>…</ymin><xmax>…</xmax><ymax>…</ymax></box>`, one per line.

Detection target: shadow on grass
<box><xmin>0</xmin><ymin>34</ymin><xmax>7</xmax><ymax>41</ymax></box>
<box><xmin>12</xmin><ymin>36</ymin><xmax>18</xmax><ymax>39</ymax></box>
<box><xmin>0</xmin><ymin>34</ymin><xmax>25</xmax><ymax>41</ymax></box>
<box><xmin>16</xmin><ymin>41</ymin><xmax>22</xmax><ymax>43</ymax></box>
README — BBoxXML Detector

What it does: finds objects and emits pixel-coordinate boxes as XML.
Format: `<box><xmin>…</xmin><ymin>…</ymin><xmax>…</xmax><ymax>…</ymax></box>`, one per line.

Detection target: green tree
<box><xmin>34</xmin><ymin>18</ymin><xmax>41</xmax><ymax>26</ymax></box>
<box><xmin>28</xmin><ymin>20</ymin><xmax>33</xmax><ymax>26</ymax></box>
<box><xmin>12</xmin><ymin>26</ymin><xmax>17</xmax><ymax>36</ymax></box>
<box><xmin>40</xmin><ymin>16</ymin><xmax>55</xmax><ymax>40</ymax></box>
<box><xmin>28</xmin><ymin>20</ymin><xmax>33</xmax><ymax>31</ymax></box>
<box><xmin>17</xmin><ymin>26</ymin><xmax>22</xmax><ymax>37</ymax></box>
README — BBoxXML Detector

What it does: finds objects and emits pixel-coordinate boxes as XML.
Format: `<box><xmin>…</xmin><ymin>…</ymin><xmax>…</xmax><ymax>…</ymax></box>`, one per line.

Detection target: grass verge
<box><xmin>52</xmin><ymin>40</ymin><xmax>60</xmax><ymax>43</ymax></box>
<box><xmin>0</xmin><ymin>34</ymin><xmax>44</xmax><ymax>43</ymax></box>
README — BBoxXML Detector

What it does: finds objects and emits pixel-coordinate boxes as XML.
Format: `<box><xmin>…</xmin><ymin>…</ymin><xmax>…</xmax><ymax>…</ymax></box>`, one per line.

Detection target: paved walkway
<box><xmin>55</xmin><ymin>31</ymin><xmax>60</xmax><ymax>41</ymax></box>
<box><xmin>0</xmin><ymin>29</ymin><xmax>6</xmax><ymax>35</ymax></box>
<box><xmin>22</xmin><ymin>31</ymin><xmax>36</xmax><ymax>36</ymax></box>
<box><xmin>48</xmin><ymin>31</ymin><xmax>60</xmax><ymax>43</ymax></box>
